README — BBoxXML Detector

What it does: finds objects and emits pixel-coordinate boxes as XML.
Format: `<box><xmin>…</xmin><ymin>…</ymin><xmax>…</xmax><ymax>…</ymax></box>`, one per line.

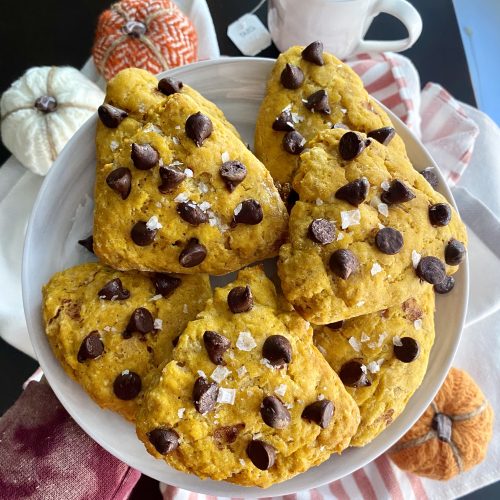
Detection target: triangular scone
<box><xmin>94</xmin><ymin>72</ymin><xmax>288</xmax><ymax>275</ymax></box>
<box><xmin>136</xmin><ymin>267</ymin><xmax>360</xmax><ymax>488</ymax></box>
<box><xmin>254</xmin><ymin>43</ymin><xmax>408</xmax><ymax>187</ymax></box>
<box><xmin>278</xmin><ymin>128</ymin><xmax>467</xmax><ymax>324</ymax></box>
<box><xmin>42</xmin><ymin>263</ymin><xmax>211</xmax><ymax>421</ymax></box>
<box><xmin>314</xmin><ymin>287</ymin><xmax>435</xmax><ymax>447</ymax></box>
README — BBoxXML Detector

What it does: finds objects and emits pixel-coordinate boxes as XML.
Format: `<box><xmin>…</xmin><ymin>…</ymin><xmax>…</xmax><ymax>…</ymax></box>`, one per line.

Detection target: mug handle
<box><xmin>354</xmin><ymin>0</ymin><xmax>422</xmax><ymax>54</ymax></box>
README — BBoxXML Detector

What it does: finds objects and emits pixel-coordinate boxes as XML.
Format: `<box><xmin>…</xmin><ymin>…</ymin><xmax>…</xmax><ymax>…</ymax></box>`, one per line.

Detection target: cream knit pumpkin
<box><xmin>1</xmin><ymin>66</ymin><xmax>104</xmax><ymax>175</ymax></box>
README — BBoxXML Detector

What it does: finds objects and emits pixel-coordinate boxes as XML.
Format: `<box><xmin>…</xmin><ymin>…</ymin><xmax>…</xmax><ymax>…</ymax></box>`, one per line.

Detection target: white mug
<box><xmin>268</xmin><ymin>0</ymin><xmax>422</xmax><ymax>59</ymax></box>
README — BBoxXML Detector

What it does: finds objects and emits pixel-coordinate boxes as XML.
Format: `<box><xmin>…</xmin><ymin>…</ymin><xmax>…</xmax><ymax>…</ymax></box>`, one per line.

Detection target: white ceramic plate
<box><xmin>22</xmin><ymin>58</ymin><xmax>468</xmax><ymax>497</ymax></box>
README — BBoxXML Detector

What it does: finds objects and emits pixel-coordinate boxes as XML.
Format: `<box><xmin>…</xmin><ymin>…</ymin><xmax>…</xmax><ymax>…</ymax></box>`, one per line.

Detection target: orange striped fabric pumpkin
<box><xmin>93</xmin><ymin>0</ymin><xmax>198</xmax><ymax>81</ymax></box>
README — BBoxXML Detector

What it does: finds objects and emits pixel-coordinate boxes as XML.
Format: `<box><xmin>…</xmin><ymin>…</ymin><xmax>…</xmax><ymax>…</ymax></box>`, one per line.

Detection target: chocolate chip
<box><xmin>192</xmin><ymin>377</ymin><xmax>218</xmax><ymax>414</ymax></box>
<box><xmin>179</xmin><ymin>239</ymin><xmax>207</xmax><ymax>267</ymax></box>
<box><xmin>232</xmin><ymin>199</ymin><xmax>263</xmax><ymax>226</ymax></box>
<box><xmin>98</xmin><ymin>278</ymin><xmax>130</xmax><ymax>300</ymax></box>
<box><xmin>302</xmin><ymin>41</ymin><xmax>324</xmax><ymax>65</ymax></box>
<box><xmin>113</xmin><ymin>371</ymin><xmax>142</xmax><ymax>400</ymax></box>
<box><xmin>339</xmin><ymin>360</ymin><xmax>371</xmax><ymax>388</ymax></box>
<box><xmin>246</xmin><ymin>440</ymin><xmax>276</xmax><ymax>470</ymax></box>
<box><xmin>380</xmin><ymin>179</ymin><xmax>416</xmax><ymax>204</ymax></box>
<box><xmin>329</xmin><ymin>249</ymin><xmax>359</xmax><ymax>279</ymax></box>
<box><xmin>332</xmin><ymin>123</ymin><xmax>349</xmax><ymax>130</ymax></box>
<box><xmin>147</xmin><ymin>428</ymin><xmax>179</xmax><ymax>454</ymax></box>
<box><xmin>304</xmin><ymin>90</ymin><xmax>331</xmax><ymax>114</ymax></box>
<box><xmin>301</xmin><ymin>400</ymin><xmax>334</xmax><ymax>428</ymax></box>
<box><xmin>416</xmin><ymin>256</ymin><xmax>446</xmax><ymax>284</ymax></box>
<box><xmin>367</xmin><ymin>126</ymin><xmax>396</xmax><ymax>145</ymax></box>
<box><xmin>177</xmin><ymin>202</ymin><xmax>208</xmax><ymax>226</ymax></box>
<box><xmin>77</xmin><ymin>332</ymin><xmax>104</xmax><ymax>362</ymax></box>
<box><xmin>272</xmin><ymin>109</ymin><xmax>295</xmax><ymax>132</ymax></box>
<box><xmin>434</xmin><ymin>275</ymin><xmax>455</xmax><ymax>294</ymax></box>
<box><xmin>124</xmin><ymin>308</ymin><xmax>154</xmax><ymax>338</ymax></box>
<box><xmin>203</xmin><ymin>331</ymin><xmax>231</xmax><ymax>365</ymax></box>
<box><xmin>308</xmin><ymin>218</ymin><xmax>335</xmax><ymax>244</ymax></box>
<box><xmin>432</xmin><ymin>413</ymin><xmax>453</xmax><ymax>442</ymax></box>
<box><xmin>106</xmin><ymin>167</ymin><xmax>132</xmax><ymax>200</ymax></box>
<box><xmin>280</xmin><ymin>63</ymin><xmax>304</xmax><ymax>89</ymax></box>
<box><xmin>335</xmin><ymin>178</ymin><xmax>369</xmax><ymax>206</ymax></box>
<box><xmin>227</xmin><ymin>285</ymin><xmax>253</xmax><ymax>313</ymax></box>
<box><xmin>158</xmin><ymin>165</ymin><xmax>186</xmax><ymax>193</ymax></box>
<box><xmin>420</xmin><ymin>167</ymin><xmax>439</xmax><ymax>189</ymax></box>
<box><xmin>445</xmin><ymin>239</ymin><xmax>466</xmax><ymax>265</ymax></box>
<box><xmin>327</xmin><ymin>320</ymin><xmax>344</xmax><ymax>330</ymax></box>
<box><xmin>428</xmin><ymin>203</ymin><xmax>452</xmax><ymax>227</ymax></box>
<box><xmin>283</xmin><ymin>130</ymin><xmax>306</xmax><ymax>154</ymax></box>
<box><xmin>185</xmin><ymin>112</ymin><xmax>213</xmax><ymax>147</ymax></box>
<box><xmin>220</xmin><ymin>161</ymin><xmax>247</xmax><ymax>191</ymax></box>
<box><xmin>158</xmin><ymin>77</ymin><xmax>183</xmax><ymax>96</ymax></box>
<box><xmin>98</xmin><ymin>103</ymin><xmax>128</xmax><ymax>128</ymax></box>
<box><xmin>213</xmin><ymin>424</ymin><xmax>245</xmax><ymax>445</ymax></box>
<box><xmin>339</xmin><ymin>131</ymin><xmax>369</xmax><ymax>161</ymax></box>
<box><xmin>131</xmin><ymin>221</ymin><xmax>157</xmax><ymax>246</ymax></box>
<box><xmin>78</xmin><ymin>235</ymin><xmax>94</xmax><ymax>254</ymax></box>
<box><xmin>262</xmin><ymin>335</ymin><xmax>292</xmax><ymax>367</ymax></box>
<box><xmin>34</xmin><ymin>95</ymin><xmax>57</xmax><ymax>113</ymax></box>
<box><xmin>393</xmin><ymin>337</ymin><xmax>420</xmax><ymax>363</ymax></box>
<box><xmin>375</xmin><ymin>227</ymin><xmax>404</xmax><ymax>255</ymax></box>
<box><xmin>123</xmin><ymin>20</ymin><xmax>146</xmax><ymax>38</ymax></box>
<box><xmin>131</xmin><ymin>143</ymin><xmax>159</xmax><ymax>170</ymax></box>
<box><xmin>152</xmin><ymin>273</ymin><xmax>181</xmax><ymax>297</ymax></box>
<box><xmin>260</xmin><ymin>396</ymin><xmax>291</xmax><ymax>429</ymax></box>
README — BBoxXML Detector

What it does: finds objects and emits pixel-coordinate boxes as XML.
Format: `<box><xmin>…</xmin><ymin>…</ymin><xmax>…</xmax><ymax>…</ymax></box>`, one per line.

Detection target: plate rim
<box><xmin>22</xmin><ymin>56</ymin><xmax>469</xmax><ymax>496</ymax></box>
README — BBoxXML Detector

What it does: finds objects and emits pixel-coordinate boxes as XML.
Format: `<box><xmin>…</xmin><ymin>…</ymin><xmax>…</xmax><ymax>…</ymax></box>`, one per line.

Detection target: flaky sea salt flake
<box><xmin>381</xmin><ymin>180</ymin><xmax>391</xmax><ymax>191</ymax></box>
<box><xmin>414</xmin><ymin>319</ymin><xmax>423</xmax><ymax>330</ymax></box>
<box><xmin>393</xmin><ymin>335</ymin><xmax>403</xmax><ymax>347</ymax></box>
<box><xmin>378</xmin><ymin>202</ymin><xmax>389</xmax><ymax>217</ymax></box>
<box><xmin>211</xmin><ymin>366</ymin><xmax>231</xmax><ymax>383</ymax></box>
<box><xmin>371</xmin><ymin>262</ymin><xmax>383</xmax><ymax>276</ymax></box>
<box><xmin>153</xmin><ymin>318</ymin><xmax>163</xmax><ymax>330</ymax></box>
<box><xmin>341</xmin><ymin>209</ymin><xmax>361</xmax><ymax>229</ymax></box>
<box><xmin>217</xmin><ymin>388</ymin><xmax>236</xmax><ymax>405</ymax></box>
<box><xmin>146</xmin><ymin>215</ymin><xmax>162</xmax><ymax>230</ymax></box>
<box><xmin>360</xmin><ymin>332</ymin><xmax>370</xmax><ymax>342</ymax></box>
<box><xmin>366</xmin><ymin>361</ymin><xmax>380</xmax><ymax>374</ymax></box>
<box><xmin>236</xmin><ymin>331</ymin><xmax>257</xmax><ymax>351</ymax></box>
<box><xmin>412</xmin><ymin>250</ymin><xmax>422</xmax><ymax>269</ymax></box>
<box><xmin>349</xmin><ymin>337</ymin><xmax>361</xmax><ymax>352</ymax></box>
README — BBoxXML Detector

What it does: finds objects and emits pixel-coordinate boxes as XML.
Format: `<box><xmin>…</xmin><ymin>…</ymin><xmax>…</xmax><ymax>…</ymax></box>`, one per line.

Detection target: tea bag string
<box><xmin>249</xmin><ymin>0</ymin><xmax>267</xmax><ymax>15</ymax></box>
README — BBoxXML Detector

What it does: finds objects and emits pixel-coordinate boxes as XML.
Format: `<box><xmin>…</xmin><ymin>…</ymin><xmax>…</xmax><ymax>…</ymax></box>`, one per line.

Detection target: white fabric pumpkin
<box><xmin>1</xmin><ymin>66</ymin><xmax>104</xmax><ymax>175</ymax></box>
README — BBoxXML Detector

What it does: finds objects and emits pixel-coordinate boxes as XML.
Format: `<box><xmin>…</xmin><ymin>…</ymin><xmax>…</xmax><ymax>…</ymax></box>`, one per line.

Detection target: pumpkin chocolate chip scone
<box><xmin>278</xmin><ymin>128</ymin><xmax>467</xmax><ymax>324</ymax></box>
<box><xmin>136</xmin><ymin>267</ymin><xmax>360</xmax><ymax>487</ymax></box>
<box><xmin>314</xmin><ymin>287</ymin><xmax>435</xmax><ymax>447</ymax></box>
<box><xmin>42</xmin><ymin>263</ymin><xmax>211</xmax><ymax>421</ymax></box>
<box><xmin>254</xmin><ymin>41</ymin><xmax>409</xmax><ymax>188</ymax></box>
<box><xmin>94</xmin><ymin>68</ymin><xmax>288</xmax><ymax>275</ymax></box>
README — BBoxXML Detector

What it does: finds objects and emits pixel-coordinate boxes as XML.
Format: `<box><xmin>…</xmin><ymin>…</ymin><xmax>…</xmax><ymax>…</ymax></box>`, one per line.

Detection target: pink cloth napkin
<box><xmin>0</xmin><ymin>380</ymin><xmax>141</xmax><ymax>500</ymax></box>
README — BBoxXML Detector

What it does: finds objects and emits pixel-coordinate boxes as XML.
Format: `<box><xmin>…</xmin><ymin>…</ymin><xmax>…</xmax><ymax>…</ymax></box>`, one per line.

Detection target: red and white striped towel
<box><xmin>158</xmin><ymin>52</ymin><xmax>480</xmax><ymax>500</ymax></box>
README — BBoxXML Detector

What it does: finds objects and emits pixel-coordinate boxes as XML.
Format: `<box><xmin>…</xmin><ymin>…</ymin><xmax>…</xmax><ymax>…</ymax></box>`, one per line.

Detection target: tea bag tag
<box><xmin>227</xmin><ymin>13</ymin><xmax>272</xmax><ymax>56</ymax></box>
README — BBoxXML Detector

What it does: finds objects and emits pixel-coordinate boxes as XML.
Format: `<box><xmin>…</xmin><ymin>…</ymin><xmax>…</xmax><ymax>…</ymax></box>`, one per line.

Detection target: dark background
<box><xmin>0</xmin><ymin>0</ymin><xmax>493</xmax><ymax>498</ymax></box>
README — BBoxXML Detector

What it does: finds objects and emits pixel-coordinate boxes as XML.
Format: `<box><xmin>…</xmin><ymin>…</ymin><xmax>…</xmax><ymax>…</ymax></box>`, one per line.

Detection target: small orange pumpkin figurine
<box><xmin>389</xmin><ymin>367</ymin><xmax>493</xmax><ymax>480</ymax></box>
<box><xmin>93</xmin><ymin>0</ymin><xmax>198</xmax><ymax>81</ymax></box>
